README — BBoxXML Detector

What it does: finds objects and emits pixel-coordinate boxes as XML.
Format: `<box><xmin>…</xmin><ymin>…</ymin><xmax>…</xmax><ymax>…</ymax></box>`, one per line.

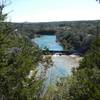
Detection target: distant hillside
<box><xmin>12</xmin><ymin>20</ymin><xmax>100</xmax><ymax>36</ymax></box>
<box><xmin>11</xmin><ymin>20</ymin><xmax>100</xmax><ymax>54</ymax></box>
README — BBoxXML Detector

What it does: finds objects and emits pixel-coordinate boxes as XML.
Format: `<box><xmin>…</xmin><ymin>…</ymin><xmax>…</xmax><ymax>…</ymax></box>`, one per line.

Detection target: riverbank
<box><xmin>37</xmin><ymin>54</ymin><xmax>83</xmax><ymax>97</ymax></box>
<box><xmin>52</xmin><ymin>54</ymin><xmax>82</xmax><ymax>69</ymax></box>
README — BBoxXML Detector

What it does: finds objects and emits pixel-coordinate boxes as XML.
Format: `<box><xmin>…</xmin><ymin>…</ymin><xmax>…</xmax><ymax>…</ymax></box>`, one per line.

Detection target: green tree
<box><xmin>54</xmin><ymin>68</ymin><xmax>100</xmax><ymax>100</ymax></box>
<box><xmin>79</xmin><ymin>36</ymin><xmax>100</xmax><ymax>69</ymax></box>
<box><xmin>0</xmin><ymin>1</ymin><xmax>43</xmax><ymax>100</ymax></box>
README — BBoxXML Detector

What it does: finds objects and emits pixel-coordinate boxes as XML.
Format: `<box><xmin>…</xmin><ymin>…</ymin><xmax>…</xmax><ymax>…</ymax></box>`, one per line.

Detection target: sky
<box><xmin>4</xmin><ymin>0</ymin><xmax>100</xmax><ymax>22</ymax></box>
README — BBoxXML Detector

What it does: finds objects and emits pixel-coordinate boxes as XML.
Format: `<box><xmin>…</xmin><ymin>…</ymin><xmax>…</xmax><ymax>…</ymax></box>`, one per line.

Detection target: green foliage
<box><xmin>42</xmin><ymin>85</ymin><xmax>58</xmax><ymax>100</ymax></box>
<box><xmin>56</xmin><ymin>21</ymin><xmax>100</xmax><ymax>53</ymax></box>
<box><xmin>58</xmin><ymin>31</ymin><xmax>82</xmax><ymax>51</ymax></box>
<box><xmin>79</xmin><ymin>36</ymin><xmax>100</xmax><ymax>69</ymax></box>
<box><xmin>53</xmin><ymin>68</ymin><xmax>100</xmax><ymax>100</ymax></box>
<box><xmin>0</xmin><ymin>3</ymin><xmax>43</xmax><ymax>100</ymax></box>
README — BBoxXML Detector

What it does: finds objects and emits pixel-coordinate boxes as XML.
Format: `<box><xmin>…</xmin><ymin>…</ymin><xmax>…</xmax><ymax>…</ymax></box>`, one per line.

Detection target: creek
<box><xmin>31</xmin><ymin>35</ymin><xmax>81</xmax><ymax>95</ymax></box>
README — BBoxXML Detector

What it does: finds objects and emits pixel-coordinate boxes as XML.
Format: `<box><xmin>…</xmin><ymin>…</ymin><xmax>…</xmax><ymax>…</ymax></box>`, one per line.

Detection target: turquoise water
<box><xmin>32</xmin><ymin>35</ymin><xmax>72</xmax><ymax>82</ymax></box>
<box><xmin>31</xmin><ymin>35</ymin><xmax>79</xmax><ymax>81</ymax></box>
<box><xmin>31</xmin><ymin>35</ymin><xmax>63</xmax><ymax>51</ymax></box>
<box><xmin>46</xmin><ymin>55</ymin><xmax>73</xmax><ymax>84</ymax></box>
<box><xmin>32</xmin><ymin>35</ymin><xmax>80</xmax><ymax>96</ymax></box>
